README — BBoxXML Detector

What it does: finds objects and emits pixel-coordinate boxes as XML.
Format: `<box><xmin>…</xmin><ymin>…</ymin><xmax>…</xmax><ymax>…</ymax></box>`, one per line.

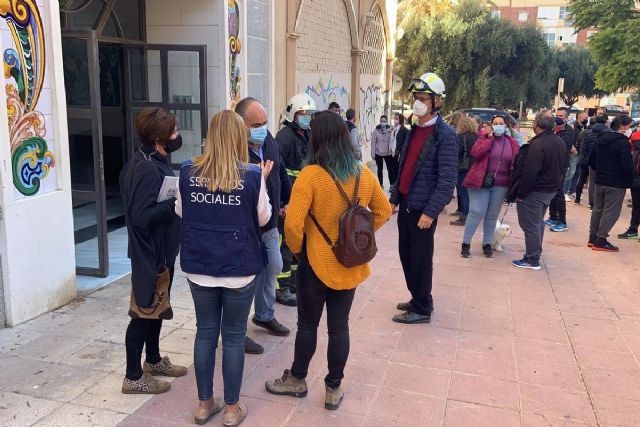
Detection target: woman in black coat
<box><xmin>119</xmin><ymin>107</ymin><xmax>186</xmax><ymax>394</ymax></box>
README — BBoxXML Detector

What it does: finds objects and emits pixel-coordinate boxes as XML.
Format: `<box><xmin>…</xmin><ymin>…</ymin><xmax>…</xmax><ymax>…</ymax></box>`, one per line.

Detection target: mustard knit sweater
<box><xmin>284</xmin><ymin>165</ymin><xmax>392</xmax><ymax>290</ymax></box>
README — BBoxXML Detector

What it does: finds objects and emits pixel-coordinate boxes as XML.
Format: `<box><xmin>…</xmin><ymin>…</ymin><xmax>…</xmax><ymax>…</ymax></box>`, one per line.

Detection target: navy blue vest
<box><xmin>179</xmin><ymin>161</ymin><xmax>265</xmax><ymax>277</ymax></box>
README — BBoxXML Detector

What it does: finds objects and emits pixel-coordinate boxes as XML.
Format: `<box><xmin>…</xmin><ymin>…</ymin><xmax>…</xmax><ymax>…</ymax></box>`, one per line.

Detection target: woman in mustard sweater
<box><xmin>265</xmin><ymin>111</ymin><xmax>391</xmax><ymax>410</ymax></box>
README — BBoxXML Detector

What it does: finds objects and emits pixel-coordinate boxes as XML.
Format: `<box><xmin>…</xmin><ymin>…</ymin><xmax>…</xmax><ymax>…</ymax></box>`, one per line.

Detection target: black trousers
<box><xmin>278</xmin><ymin>216</ymin><xmax>296</xmax><ymax>292</ymax></box>
<box><xmin>398</xmin><ymin>204</ymin><xmax>437</xmax><ymax>315</ymax></box>
<box><xmin>630</xmin><ymin>186</ymin><xmax>640</xmax><ymax>231</ymax></box>
<box><xmin>125</xmin><ymin>266</ymin><xmax>174</xmax><ymax>380</ymax></box>
<box><xmin>575</xmin><ymin>164</ymin><xmax>591</xmax><ymax>205</ymax></box>
<box><xmin>291</xmin><ymin>252</ymin><xmax>355</xmax><ymax>388</ymax></box>
<box><xmin>548</xmin><ymin>168</ymin><xmax>568</xmax><ymax>224</ymax></box>
<box><xmin>375</xmin><ymin>155</ymin><xmax>398</xmax><ymax>188</ymax></box>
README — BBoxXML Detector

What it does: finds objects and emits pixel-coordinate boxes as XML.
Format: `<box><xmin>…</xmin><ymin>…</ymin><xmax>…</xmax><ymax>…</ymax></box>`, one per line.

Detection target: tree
<box><xmin>569</xmin><ymin>0</ymin><xmax>640</xmax><ymax>91</ymax></box>
<box><xmin>550</xmin><ymin>47</ymin><xmax>600</xmax><ymax>108</ymax></box>
<box><xmin>395</xmin><ymin>0</ymin><xmax>554</xmax><ymax>112</ymax></box>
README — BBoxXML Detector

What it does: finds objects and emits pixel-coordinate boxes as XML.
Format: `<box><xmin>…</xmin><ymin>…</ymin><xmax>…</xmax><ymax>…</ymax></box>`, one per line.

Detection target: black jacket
<box><xmin>120</xmin><ymin>148</ymin><xmax>181</xmax><ymax>308</ymax></box>
<box><xmin>276</xmin><ymin>121</ymin><xmax>309</xmax><ymax>184</ymax></box>
<box><xmin>588</xmin><ymin>131</ymin><xmax>634</xmax><ymax>189</ymax></box>
<box><xmin>632</xmin><ymin>139</ymin><xmax>640</xmax><ymax>188</ymax></box>
<box><xmin>556</xmin><ymin>124</ymin><xmax>576</xmax><ymax>168</ymax></box>
<box><xmin>394</xmin><ymin>126</ymin><xmax>410</xmax><ymax>157</ymax></box>
<box><xmin>580</xmin><ymin>124</ymin><xmax>608</xmax><ymax>165</ymax></box>
<box><xmin>457</xmin><ymin>132</ymin><xmax>478</xmax><ymax>172</ymax></box>
<box><xmin>508</xmin><ymin>130</ymin><xmax>566</xmax><ymax>202</ymax></box>
<box><xmin>248</xmin><ymin>131</ymin><xmax>291</xmax><ymax>232</ymax></box>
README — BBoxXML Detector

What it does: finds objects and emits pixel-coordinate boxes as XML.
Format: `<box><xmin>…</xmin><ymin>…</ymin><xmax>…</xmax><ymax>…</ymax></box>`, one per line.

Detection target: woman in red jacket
<box><xmin>460</xmin><ymin>115</ymin><xmax>519</xmax><ymax>258</ymax></box>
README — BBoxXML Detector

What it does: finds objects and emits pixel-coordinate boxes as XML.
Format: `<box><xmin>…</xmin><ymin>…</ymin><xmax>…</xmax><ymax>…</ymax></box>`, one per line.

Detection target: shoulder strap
<box><xmin>308</xmin><ymin>210</ymin><xmax>334</xmax><ymax>248</ymax></box>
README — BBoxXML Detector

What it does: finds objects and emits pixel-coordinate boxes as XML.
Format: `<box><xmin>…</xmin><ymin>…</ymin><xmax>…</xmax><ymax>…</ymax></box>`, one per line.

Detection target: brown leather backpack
<box><xmin>309</xmin><ymin>169</ymin><xmax>377</xmax><ymax>268</ymax></box>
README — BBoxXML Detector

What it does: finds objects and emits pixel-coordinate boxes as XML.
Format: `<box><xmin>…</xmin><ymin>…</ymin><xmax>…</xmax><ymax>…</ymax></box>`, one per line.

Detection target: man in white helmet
<box><xmin>390</xmin><ymin>72</ymin><xmax>458</xmax><ymax>324</ymax></box>
<box><xmin>274</xmin><ymin>93</ymin><xmax>317</xmax><ymax>306</ymax></box>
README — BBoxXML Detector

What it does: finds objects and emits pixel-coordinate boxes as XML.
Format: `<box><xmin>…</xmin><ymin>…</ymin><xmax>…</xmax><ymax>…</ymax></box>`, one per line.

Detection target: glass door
<box><xmin>62</xmin><ymin>30</ymin><xmax>109</xmax><ymax>277</ymax></box>
<box><xmin>123</xmin><ymin>45</ymin><xmax>208</xmax><ymax>169</ymax></box>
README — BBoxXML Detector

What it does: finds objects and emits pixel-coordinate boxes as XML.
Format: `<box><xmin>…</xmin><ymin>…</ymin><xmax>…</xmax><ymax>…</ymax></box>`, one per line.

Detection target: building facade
<box><xmin>0</xmin><ymin>0</ymin><xmax>397</xmax><ymax>327</ymax></box>
<box><xmin>493</xmin><ymin>0</ymin><xmax>593</xmax><ymax>47</ymax></box>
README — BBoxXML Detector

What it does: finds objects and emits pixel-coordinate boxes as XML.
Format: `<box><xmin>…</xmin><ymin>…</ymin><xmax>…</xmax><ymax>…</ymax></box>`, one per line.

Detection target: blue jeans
<box><xmin>254</xmin><ymin>227</ymin><xmax>282</xmax><ymax>322</ymax></box>
<box><xmin>189</xmin><ymin>279</ymin><xmax>256</xmax><ymax>404</ymax></box>
<box><xmin>457</xmin><ymin>172</ymin><xmax>470</xmax><ymax>217</ymax></box>
<box><xmin>563</xmin><ymin>154</ymin><xmax>579</xmax><ymax>193</ymax></box>
<box><xmin>463</xmin><ymin>186</ymin><xmax>509</xmax><ymax>245</ymax></box>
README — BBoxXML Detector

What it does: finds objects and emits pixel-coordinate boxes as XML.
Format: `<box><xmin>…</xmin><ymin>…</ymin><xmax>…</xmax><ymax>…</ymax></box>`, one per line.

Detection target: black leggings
<box><xmin>375</xmin><ymin>155</ymin><xmax>398</xmax><ymax>187</ymax></box>
<box><xmin>291</xmin><ymin>252</ymin><xmax>355</xmax><ymax>388</ymax></box>
<box><xmin>125</xmin><ymin>265</ymin><xmax>174</xmax><ymax>380</ymax></box>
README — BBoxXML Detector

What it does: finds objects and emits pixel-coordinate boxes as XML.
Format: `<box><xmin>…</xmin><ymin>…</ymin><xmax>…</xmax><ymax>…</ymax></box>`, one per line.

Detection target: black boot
<box><xmin>276</xmin><ymin>288</ymin><xmax>297</xmax><ymax>306</ymax></box>
<box><xmin>461</xmin><ymin>243</ymin><xmax>471</xmax><ymax>258</ymax></box>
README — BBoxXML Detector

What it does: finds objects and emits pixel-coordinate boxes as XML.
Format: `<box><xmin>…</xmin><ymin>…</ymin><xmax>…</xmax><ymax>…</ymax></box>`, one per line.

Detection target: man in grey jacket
<box><xmin>345</xmin><ymin>108</ymin><xmax>362</xmax><ymax>160</ymax></box>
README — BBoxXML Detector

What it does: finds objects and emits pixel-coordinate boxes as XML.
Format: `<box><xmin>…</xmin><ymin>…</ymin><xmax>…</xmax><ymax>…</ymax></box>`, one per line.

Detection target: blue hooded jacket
<box><xmin>390</xmin><ymin>115</ymin><xmax>458</xmax><ymax>218</ymax></box>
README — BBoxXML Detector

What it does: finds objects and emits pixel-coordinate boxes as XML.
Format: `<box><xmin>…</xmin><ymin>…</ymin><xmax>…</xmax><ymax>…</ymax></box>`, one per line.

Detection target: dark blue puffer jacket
<box><xmin>390</xmin><ymin>115</ymin><xmax>458</xmax><ymax>218</ymax></box>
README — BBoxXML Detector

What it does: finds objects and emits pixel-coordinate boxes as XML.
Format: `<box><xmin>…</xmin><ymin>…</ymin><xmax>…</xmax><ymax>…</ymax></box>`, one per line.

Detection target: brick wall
<box><xmin>295</xmin><ymin>0</ymin><xmax>352</xmax><ymax>74</ymax></box>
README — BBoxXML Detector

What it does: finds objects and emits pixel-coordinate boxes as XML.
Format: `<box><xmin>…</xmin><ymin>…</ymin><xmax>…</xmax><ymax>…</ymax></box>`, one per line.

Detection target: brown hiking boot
<box><xmin>223</xmin><ymin>401</ymin><xmax>248</xmax><ymax>426</ymax></box>
<box><xmin>265</xmin><ymin>369</ymin><xmax>308</xmax><ymax>397</ymax></box>
<box><xmin>143</xmin><ymin>356</ymin><xmax>187</xmax><ymax>377</ymax></box>
<box><xmin>121</xmin><ymin>372</ymin><xmax>170</xmax><ymax>394</ymax></box>
<box><xmin>325</xmin><ymin>384</ymin><xmax>344</xmax><ymax>410</ymax></box>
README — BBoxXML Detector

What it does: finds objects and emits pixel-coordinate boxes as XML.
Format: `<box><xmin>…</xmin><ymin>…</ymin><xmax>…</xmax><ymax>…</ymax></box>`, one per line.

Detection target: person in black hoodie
<box><xmin>508</xmin><ymin>111</ymin><xmax>566</xmax><ymax>270</ymax></box>
<box><xmin>575</xmin><ymin>114</ymin><xmax>609</xmax><ymax>207</ymax></box>
<box><xmin>119</xmin><ymin>107</ymin><xmax>186</xmax><ymax>395</ymax></box>
<box><xmin>588</xmin><ymin>115</ymin><xmax>634</xmax><ymax>251</ymax></box>
<box><xmin>236</xmin><ymin>97</ymin><xmax>292</xmax><ymax>355</ymax></box>
<box><xmin>618</xmin><ymin>132</ymin><xmax>640</xmax><ymax>239</ymax></box>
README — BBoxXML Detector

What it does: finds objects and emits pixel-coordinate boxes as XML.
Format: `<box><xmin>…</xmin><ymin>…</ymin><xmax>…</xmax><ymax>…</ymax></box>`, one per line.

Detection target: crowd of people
<box><xmin>116</xmin><ymin>68</ymin><xmax>639</xmax><ymax>426</ymax></box>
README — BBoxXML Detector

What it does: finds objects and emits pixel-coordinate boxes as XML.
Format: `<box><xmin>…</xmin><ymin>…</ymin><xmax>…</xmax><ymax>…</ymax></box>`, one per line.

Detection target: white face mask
<box><xmin>624</xmin><ymin>129</ymin><xmax>632</xmax><ymax>138</ymax></box>
<box><xmin>412</xmin><ymin>99</ymin><xmax>430</xmax><ymax>118</ymax></box>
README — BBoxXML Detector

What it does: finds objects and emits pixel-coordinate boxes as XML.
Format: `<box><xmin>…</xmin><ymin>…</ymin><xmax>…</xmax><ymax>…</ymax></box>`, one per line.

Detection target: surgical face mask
<box><xmin>581</xmin><ymin>119</ymin><xmax>588</xmax><ymax>126</ymax></box>
<box><xmin>412</xmin><ymin>99</ymin><xmax>430</xmax><ymax>118</ymax></box>
<box><xmin>296</xmin><ymin>114</ymin><xmax>311</xmax><ymax>130</ymax></box>
<box><xmin>492</xmin><ymin>124</ymin><xmax>506</xmax><ymax>136</ymax></box>
<box><xmin>164</xmin><ymin>133</ymin><xmax>183</xmax><ymax>153</ymax></box>
<box><xmin>624</xmin><ymin>129</ymin><xmax>632</xmax><ymax>138</ymax></box>
<box><xmin>380</xmin><ymin>121</ymin><xmax>388</xmax><ymax>127</ymax></box>
<box><xmin>555</xmin><ymin>116</ymin><xmax>565</xmax><ymax>126</ymax></box>
<box><xmin>249</xmin><ymin>125</ymin><xmax>268</xmax><ymax>146</ymax></box>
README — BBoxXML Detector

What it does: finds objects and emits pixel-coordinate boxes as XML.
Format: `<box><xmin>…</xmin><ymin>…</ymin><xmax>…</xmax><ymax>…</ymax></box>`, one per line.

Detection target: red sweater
<box><xmin>398</xmin><ymin>126</ymin><xmax>435</xmax><ymax>195</ymax></box>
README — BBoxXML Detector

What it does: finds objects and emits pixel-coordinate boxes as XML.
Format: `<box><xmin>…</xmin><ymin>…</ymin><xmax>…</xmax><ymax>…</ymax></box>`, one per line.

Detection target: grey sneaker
<box><xmin>143</xmin><ymin>356</ymin><xmax>187</xmax><ymax>377</ymax></box>
<box><xmin>265</xmin><ymin>369</ymin><xmax>308</xmax><ymax>397</ymax></box>
<box><xmin>325</xmin><ymin>385</ymin><xmax>344</xmax><ymax>410</ymax></box>
<box><xmin>121</xmin><ymin>372</ymin><xmax>170</xmax><ymax>394</ymax></box>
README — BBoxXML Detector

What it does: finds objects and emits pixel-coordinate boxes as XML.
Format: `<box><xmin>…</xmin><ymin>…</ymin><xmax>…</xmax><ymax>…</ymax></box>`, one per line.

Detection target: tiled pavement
<box><xmin>2</xmin><ymin>198</ymin><xmax>640</xmax><ymax>426</ymax></box>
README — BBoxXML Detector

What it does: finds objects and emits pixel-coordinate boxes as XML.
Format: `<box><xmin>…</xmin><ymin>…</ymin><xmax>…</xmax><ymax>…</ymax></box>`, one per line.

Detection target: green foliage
<box><xmin>395</xmin><ymin>1</ymin><xmax>554</xmax><ymax>112</ymax></box>
<box><xmin>550</xmin><ymin>47</ymin><xmax>602</xmax><ymax>107</ymax></box>
<box><xmin>568</xmin><ymin>0</ymin><xmax>640</xmax><ymax>91</ymax></box>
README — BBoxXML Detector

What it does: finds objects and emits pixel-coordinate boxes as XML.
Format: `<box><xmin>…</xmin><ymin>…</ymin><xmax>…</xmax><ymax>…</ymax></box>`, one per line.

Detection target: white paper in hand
<box><xmin>157</xmin><ymin>176</ymin><xmax>179</xmax><ymax>202</ymax></box>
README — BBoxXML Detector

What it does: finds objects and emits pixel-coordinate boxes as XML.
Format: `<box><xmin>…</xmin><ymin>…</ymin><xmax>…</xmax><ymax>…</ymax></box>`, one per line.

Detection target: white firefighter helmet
<box><xmin>409</xmin><ymin>72</ymin><xmax>446</xmax><ymax>97</ymax></box>
<box><xmin>284</xmin><ymin>93</ymin><xmax>317</xmax><ymax>123</ymax></box>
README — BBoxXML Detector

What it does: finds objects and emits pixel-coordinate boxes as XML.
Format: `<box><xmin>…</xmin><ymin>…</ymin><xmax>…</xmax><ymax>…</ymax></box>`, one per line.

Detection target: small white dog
<box><xmin>492</xmin><ymin>222</ymin><xmax>512</xmax><ymax>252</ymax></box>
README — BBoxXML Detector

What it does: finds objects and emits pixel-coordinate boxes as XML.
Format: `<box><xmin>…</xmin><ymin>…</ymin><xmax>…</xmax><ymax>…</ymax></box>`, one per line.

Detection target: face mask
<box><xmin>492</xmin><ymin>124</ymin><xmax>506</xmax><ymax>136</ymax></box>
<box><xmin>164</xmin><ymin>134</ymin><xmax>183</xmax><ymax>153</ymax></box>
<box><xmin>412</xmin><ymin>99</ymin><xmax>430</xmax><ymax>118</ymax></box>
<box><xmin>581</xmin><ymin>119</ymin><xmax>588</xmax><ymax>126</ymax></box>
<box><xmin>624</xmin><ymin>129</ymin><xmax>632</xmax><ymax>138</ymax></box>
<box><xmin>249</xmin><ymin>125</ymin><xmax>268</xmax><ymax>146</ymax></box>
<box><xmin>296</xmin><ymin>114</ymin><xmax>311</xmax><ymax>130</ymax></box>
<box><xmin>380</xmin><ymin>122</ymin><xmax>388</xmax><ymax>128</ymax></box>
<box><xmin>555</xmin><ymin>117</ymin><xmax>565</xmax><ymax>126</ymax></box>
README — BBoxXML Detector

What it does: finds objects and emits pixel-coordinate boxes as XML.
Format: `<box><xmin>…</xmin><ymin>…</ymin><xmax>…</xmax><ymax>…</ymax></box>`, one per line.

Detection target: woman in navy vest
<box><xmin>176</xmin><ymin>110</ymin><xmax>271</xmax><ymax>426</ymax></box>
<box><xmin>119</xmin><ymin>108</ymin><xmax>186</xmax><ymax>395</ymax></box>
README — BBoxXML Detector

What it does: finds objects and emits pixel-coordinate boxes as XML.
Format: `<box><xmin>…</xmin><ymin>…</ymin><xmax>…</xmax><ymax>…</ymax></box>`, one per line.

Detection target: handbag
<box><xmin>128</xmin><ymin>265</ymin><xmax>174</xmax><ymax>320</ymax></box>
<box><xmin>482</xmin><ymin>138</ymin><xmax>507</xmax><ymax>188</ymax></box>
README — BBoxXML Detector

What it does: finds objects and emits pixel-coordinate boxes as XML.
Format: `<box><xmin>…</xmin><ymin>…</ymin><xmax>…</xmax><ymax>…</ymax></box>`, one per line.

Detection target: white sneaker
<box><xmin>564</xmin><ymin>194</ymin><xmax>572</xmax><ymax>202</ymax></box>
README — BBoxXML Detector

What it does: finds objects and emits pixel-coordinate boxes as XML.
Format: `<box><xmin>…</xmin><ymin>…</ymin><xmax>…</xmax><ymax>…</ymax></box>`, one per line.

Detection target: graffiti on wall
<box><xmin>1</xmin><ymin>0</ymin><xmax>55</xmax><ymax>197</ymax></box>
<box><xmin>360</xmin><ymin>84</ymin><xmax>388</xmax><ymax>144</ymax></box>
<box><xmin>228</xmin><ymin>0</ymin><xmax>241</xmax><ymax>108</ymax></box>
<box><xmin>304</xmin><ymin>76</ymin><xmax>350</xmax><ymax>111</ymax></box>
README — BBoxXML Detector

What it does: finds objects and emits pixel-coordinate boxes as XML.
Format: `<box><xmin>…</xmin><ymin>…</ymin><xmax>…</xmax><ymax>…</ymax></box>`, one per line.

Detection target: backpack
<box><xmin>308</xmin><ymin>169</ymin><xmax>377</xmax><ymax>268</ymax></box>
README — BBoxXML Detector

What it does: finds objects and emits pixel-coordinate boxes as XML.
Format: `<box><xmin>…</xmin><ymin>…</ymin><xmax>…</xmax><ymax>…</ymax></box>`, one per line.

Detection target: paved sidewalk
<box><xmin>2</xmin><ymin>199</ymin><xmax>640</xmax><ymax>426</ymax></box>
